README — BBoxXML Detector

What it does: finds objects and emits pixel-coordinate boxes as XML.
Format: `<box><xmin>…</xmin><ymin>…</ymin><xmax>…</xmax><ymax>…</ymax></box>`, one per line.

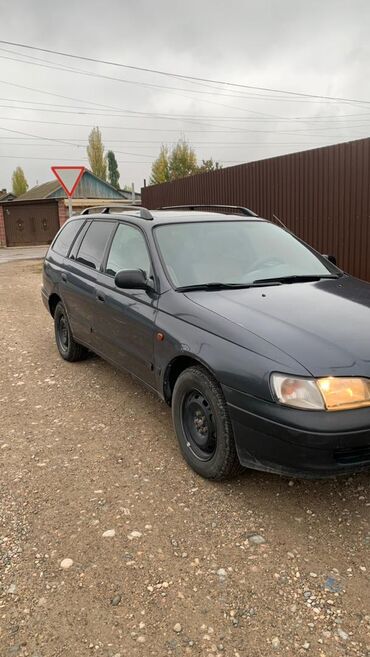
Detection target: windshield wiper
<box><xmin>252</xmin><ymin>274</ymin><xmax>341</xmax><ymax>285</ymax></box>
<box><xmin>176</xmin><ymin>281</ymin><xmax>282</xmax><ymax>292</ymax></box>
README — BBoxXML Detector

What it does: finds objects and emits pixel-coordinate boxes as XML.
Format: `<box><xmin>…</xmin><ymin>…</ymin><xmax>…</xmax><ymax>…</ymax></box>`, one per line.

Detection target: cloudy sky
<box><xmin>1</xmin><ymin>0</ymin><xmax>369</xmax><ymax>193</ymax></box>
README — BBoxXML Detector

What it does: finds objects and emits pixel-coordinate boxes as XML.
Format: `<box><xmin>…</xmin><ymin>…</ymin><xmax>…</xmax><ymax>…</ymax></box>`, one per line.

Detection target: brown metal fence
<box><xmin>141</xmin><ymin>138</ymin><xmax>370</xmax><ymax>282</ymax></box>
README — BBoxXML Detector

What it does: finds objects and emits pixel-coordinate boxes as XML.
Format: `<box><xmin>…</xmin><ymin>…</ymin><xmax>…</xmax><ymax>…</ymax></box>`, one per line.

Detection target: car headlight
<box><xmin>317</xmin><ymin>377</ymin><xmax>370</xmax><ymax>410</ymax></box>
<box><xmin>271</xmin><ymin>374</ymin><xmax>370</xmax><ymax>411</ymax></box>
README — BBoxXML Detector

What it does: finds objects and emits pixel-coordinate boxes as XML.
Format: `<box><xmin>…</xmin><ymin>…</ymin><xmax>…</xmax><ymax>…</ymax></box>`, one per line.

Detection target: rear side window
<box><xmin>76</xmin><ymin>221</ymin><xmax>114</xmax><ymax>270</ymax></box>
<box><xmin>52</xmin><ymin>219</ymin><xmax>84</xmax><ymax>256</ymax></box>
<box><xmin>105</xmin><ymin>223</ymin><xmax>150</xmax><ymax>276</ymax></box>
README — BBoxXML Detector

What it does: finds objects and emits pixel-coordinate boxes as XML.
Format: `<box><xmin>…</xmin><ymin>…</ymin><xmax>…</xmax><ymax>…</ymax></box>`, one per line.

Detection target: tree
<box><xmin>169</xmin><ymin>140</ymin><xmax>198</xmax><ymax>180</ymax></box>
<box><xmin>106</xmin><ymin>150</ymin><xmax>120</xmax><ymax>189</ymax></box>
<box><xmin>197</xmin><ymin>158</ymin><xmax>222</xmax><ymax>173</ymax></box>
<box><xmin>12</xmin><ymin>167</ymin><xmax>28</xmax><ymax>196</ymax></box>
<box><xmin>150</xmin><ymin>145</ymin><xmax>170</xmax><ymax>185</ymax></box>
<box><xmin>149</xmin><ymin>140</ymin><xmax>221</xmax><ymax>184</ymax></box>
<box><xmin>87</xmin><ymin>127</ymin><xmax>107</xmax><ymax>180</ymax></box>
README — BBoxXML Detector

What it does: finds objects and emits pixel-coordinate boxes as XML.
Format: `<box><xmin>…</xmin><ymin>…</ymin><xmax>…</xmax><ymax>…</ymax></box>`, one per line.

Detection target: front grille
<box><xmin>334</xmin><ymin>445</ymin><xmax>370</xmax><ymax>465</ymax></box>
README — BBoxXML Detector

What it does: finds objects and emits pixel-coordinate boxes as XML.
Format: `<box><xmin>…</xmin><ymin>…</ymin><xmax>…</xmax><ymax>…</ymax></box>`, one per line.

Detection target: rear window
<box><xmin>52</xmin><ymin>219</ymin><xmax>84</xmax><ymax>257</ymax></box>
<box><xmin>75</xmin><ymin>220</ymin><xmax>115</xmax><ymax>270</ymax></box>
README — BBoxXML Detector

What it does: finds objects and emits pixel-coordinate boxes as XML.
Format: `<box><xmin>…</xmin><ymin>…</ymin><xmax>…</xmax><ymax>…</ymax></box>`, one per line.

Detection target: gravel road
<box><xmin>0</xmin><ymin>260</ymin><xmax>369</xmax><ymax>657</ymax></box>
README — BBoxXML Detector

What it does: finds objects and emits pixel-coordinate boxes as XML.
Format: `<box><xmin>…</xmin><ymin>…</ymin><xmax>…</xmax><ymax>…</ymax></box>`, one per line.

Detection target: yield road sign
<box><xmin>51</xmin><ymin>166</ymin><xmax>85</xmax><ymax>198</ymax></box>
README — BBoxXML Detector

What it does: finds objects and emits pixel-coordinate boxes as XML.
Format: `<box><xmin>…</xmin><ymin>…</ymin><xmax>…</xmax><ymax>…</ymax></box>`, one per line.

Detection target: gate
<box><xmin>3</xmin><ymin>200</ymin><xmax>60</xmax><ymax>246</ymax></box>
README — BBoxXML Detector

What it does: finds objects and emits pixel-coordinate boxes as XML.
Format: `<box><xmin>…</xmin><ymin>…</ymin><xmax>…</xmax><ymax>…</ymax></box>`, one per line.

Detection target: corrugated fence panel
<box><xmin>142</xmin><ymin>138</ymin><xmax>370</xmax><ymax>281</ymax></box>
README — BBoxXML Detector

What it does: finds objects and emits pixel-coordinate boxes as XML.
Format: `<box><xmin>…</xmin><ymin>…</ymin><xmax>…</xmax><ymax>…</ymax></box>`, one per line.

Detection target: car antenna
<box><xmin>272</xmin><ymin>213</ymin><xmax>288</xmax><ymax>230</ymax></box>
<box><xmin>272</xmin><ymin>213</ymin><xmax>296</xmax><ymax>236</ymax></box>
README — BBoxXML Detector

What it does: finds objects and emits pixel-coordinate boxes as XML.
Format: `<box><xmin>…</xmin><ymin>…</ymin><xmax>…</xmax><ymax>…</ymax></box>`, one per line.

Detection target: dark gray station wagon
<box><xmin>42</xmin><ymin>204</ymin><xmax>370</xmax><ymax>480</ymax></box>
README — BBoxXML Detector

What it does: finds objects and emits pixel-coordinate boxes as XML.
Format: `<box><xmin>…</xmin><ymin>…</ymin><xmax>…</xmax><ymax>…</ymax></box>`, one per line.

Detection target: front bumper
<box><xmin>223</xmin><ymin>385</ymin><xmax>370</xmax><ymax>478</ymax></box>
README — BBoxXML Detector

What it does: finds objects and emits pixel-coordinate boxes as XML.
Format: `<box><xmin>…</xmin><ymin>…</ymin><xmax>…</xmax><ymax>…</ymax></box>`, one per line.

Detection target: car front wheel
<box><xmin>54</xmin><ymin>301</ymin><xmax>88</xmax><ymax>362</ymax></box>
<box><xmin>172</xmin><ymin>365</ymin><xmax>243</xmax><ymax>480</ymax></box>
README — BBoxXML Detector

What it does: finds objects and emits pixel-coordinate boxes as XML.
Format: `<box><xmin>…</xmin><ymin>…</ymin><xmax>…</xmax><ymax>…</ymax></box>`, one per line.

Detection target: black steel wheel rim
<box><xmin>181</xmin><ymin>389</ymin><xmax>217</xmax><ymax>461</ymax></box>
<box><xmin>57</xmin><ymin>313</ymin><xmax>69</xmax><ymax>352</ymax></box>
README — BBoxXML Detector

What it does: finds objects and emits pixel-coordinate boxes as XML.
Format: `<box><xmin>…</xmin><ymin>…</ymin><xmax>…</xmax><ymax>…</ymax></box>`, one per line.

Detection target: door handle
<box><xmin>61</xmin><ymin>273</ymin><xmax>67</xmax><ymax>282</ymax></box>
<box><xmin>96</xmin><ymin>292</ymin><xmax>106</xmax><ymax>303</ymax></box>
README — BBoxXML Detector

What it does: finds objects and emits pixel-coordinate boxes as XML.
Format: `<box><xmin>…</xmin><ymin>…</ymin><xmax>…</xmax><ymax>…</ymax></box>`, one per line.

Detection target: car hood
<box><xmin>186</xmin><ymin>276</ymin><xmax>370</xmax><ymax>377</ymax></box>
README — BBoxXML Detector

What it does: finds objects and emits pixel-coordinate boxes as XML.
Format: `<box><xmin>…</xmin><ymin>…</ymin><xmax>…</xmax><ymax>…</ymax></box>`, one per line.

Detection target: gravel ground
<box><xmin>0</xmin><ymin>260</ymin><xmax>369</xmax><ymax>657</ymax></box>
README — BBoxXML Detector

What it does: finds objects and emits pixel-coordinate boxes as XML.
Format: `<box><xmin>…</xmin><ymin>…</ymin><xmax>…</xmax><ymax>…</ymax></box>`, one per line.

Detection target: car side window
<box><xmin>105</xmin><ymin>223</ymin><xmax>150</xmax><ymax>277</ymax></box>
<box><xmin>76</xmin><ymin>220</ymin><xmax>115</xmax><ymax>270</ymax></box>
<box><xmin>52</xmin><ymin>219</ymin><xmax>85</xmax><ymax>257</ymax></box>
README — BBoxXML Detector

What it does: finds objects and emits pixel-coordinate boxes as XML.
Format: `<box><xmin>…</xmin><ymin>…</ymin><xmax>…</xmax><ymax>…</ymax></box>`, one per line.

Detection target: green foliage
<box><xmin>150</xmin><ymin>145</ymin><xmax>170</xmax><ymax>185</ymax></box>
<box><xmin>106</xmin><ymin>150</ymin><xmax>120</xmax><ymax>189</ymax></box>
<box><xmin>169</xmin><ymin>140</ymin><xmax>198</xmax><ymax>180</ymax></box>
<box><xmin>197</xmin><ymin>158</ymin><xmax>222</xmax><ymax>173</ymax></box>
<box><xmin>150</xmin><ymin>140</ymin><xmax>221</xmax><ymax>184</ymax></box>
<box><xmin>11</xmin><ymin>166</ymin><xmax>28</xmax><ymax>196</ymax></box>
<box><xmin>87</xmin><ymin>127</ymin><xmax>107</xmax><ymax>181</ymax></box>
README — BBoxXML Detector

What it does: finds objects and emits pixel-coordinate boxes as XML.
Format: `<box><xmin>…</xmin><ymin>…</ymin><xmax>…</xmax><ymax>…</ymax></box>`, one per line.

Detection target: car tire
<box><xmin>172</xmin><ymin>365</ymin><xmax>243</xmax><ymax>480</ymax></box>
<box><xmin>54</xmin><ymin>301</ymin><xmax>89</xmax><ymax>362</ymax></box>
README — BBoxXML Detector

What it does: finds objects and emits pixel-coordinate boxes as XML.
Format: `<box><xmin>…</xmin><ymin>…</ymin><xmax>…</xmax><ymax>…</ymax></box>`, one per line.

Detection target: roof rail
<box><xmin>159</xmin><ymin>204</ymin><xmax>257</xmax><ymax>217</ymax></box>
<box><xmin>81</xmin><ymin>205</ymin><xmax>154</xmax><ymax>220</ymax></box>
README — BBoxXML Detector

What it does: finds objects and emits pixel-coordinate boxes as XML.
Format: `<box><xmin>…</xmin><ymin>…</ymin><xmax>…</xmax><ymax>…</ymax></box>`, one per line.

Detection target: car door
<box><xmin>94</xmin><ymin>222</ymin><xmax>158</xmax><ymax>387</ymax></box>
<box><xmin>61</xmin><ymin>220</ymin><xmax>116</xmax><ymax>345</ymax></box>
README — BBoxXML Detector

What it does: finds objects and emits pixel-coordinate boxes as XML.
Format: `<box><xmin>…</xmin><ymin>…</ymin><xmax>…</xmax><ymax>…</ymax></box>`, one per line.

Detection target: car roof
<box><xmin>80</xmin><ymin>209</ymin><xmax>267</xmax><ymax>225</ymax></box>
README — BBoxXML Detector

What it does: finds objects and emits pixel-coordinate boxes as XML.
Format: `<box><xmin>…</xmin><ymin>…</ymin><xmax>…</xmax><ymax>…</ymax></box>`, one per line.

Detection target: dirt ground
<box><xmin>0</xmin><ymin>260</ymin><xmax>369</xmax><ymax>657</ymax></box>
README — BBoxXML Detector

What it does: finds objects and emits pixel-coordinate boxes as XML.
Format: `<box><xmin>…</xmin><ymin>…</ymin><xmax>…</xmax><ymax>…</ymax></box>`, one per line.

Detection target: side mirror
<box><xmin>114</xmin><ymin>269</ymin><xmax>150</xmax><ymax>290</ymax></box>
<box><xmin>323</xmin><ymin>254</ymin><xmax>337</xmax><ymax>266</ymax></box>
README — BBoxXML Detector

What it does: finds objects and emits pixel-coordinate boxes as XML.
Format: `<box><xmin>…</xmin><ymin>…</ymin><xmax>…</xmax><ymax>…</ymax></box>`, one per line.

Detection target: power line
<box><xmin>0</xmin><ymin>48</ymin><xmax>279</xmax><ymax>117</ymax></box>
<box><xmin>0</xmin><ymin>155</ymin><xmax>151</xmax><ymax>163</ymax></box>
<box><xmin>0</xmin><ymin>139</ymin><xmax>329</xmax><ymax>146</ymax></box>
<box><xmin>1</xmin><ymin>100</ymin><xmax>369</xmax><ymax>125</ymax></box>
<box><xmin>0</xmin><ymin>116</ymin><xmax>364</xmax><ymax>139</ymax></box>
<box><xmin>0</xmin><ymin>80</ymin><xmax>237</xmax><ymax>131</ymax></box>
<box><xmin>1</xmin><ymin>39</ymin><xmax>370</xmax><ymax>107</ymax></box>
<box><xmin>0</xmin><ymin>126</ymin><xmax>156</xmax><ymax>157</ymax></box>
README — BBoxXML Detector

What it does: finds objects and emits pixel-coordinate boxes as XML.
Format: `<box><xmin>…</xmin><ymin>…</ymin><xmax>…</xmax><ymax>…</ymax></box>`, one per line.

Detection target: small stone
<box><xmin>303</xmin><ymin>642</ymin><xmax>310</xmax><ymax>650</ymax></box>
<box><xmin>324</xmin><ymin>576</ymin><xmax>342</xmax><ymax>593</ymax></box>
<box><xmin>102</xmin><ymin>529</ymin><xmax>115</xmax><ymax>538</ymax></box>
<box><xmin>271</xmin><ymin>637</ymin><xmax>280</xmax><ymax>649</ymax></box>
<box><xmin>111</xmin><ymin>594</ymin><xmax>122</xmax><ymax>607</ymax></box>
<box><xmin>137</xmin><ymin>636</ymin><xmax>146</xmax><ymax>643</ymax></box>
<box><xmin>38</xmin><ymin>597</ymin><xmax>47</xmax><ymax>606</ymax></box>
<box><xmin>217</xmin><ymin>568</ymin><xmax>227</xmax><ymax>577</ymax></box>
<box><xmin>7</xmin><ymin>584</ymin><xmax>17</xmax><ymax>594</ymax></box>
<box><xmin>128</xmin><ymin>530</ymin><xmax>142</xmax><ymax>540</ymax></box>
<box><xmin>60</xmin><ymin>558</ymin><xmax>73</xmax><ymax>570</ymax></box>
<box><xmin>337</xmin><ymin>628</ymin><xmax>348</xmax><ymax>640</ymax></box>
<box><xmin>173</xmin><ymin>623</ymin><xmax>182</xmax><ymax>633</ymax></box>
<box><xmin>247</xmin><ymin>533</ymin><xmax>266</xmax><ymax>545</ymax></box>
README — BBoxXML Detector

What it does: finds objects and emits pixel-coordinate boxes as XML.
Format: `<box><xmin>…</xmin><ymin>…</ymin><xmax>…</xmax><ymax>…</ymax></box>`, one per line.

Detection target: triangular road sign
<box><xmin>51</xmin><ymin>166</ymin><xmax>85</xmax><ymax>198</ymax></box>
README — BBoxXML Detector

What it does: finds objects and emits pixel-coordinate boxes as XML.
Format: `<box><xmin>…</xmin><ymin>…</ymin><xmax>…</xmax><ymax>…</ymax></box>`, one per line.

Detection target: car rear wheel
<box><xmin>172</xmin><ymin>365</ymin><xmax>243</xmax><ymax>480</ymax></box>
<box><xmin>54</xmin><ymin>302</ymin><xmax>88</xmax><ymax>362</ymax></box>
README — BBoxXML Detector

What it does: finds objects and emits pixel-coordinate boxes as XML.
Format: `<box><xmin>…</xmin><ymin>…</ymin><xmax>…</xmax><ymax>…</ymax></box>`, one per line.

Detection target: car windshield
<box><xmin>155</xmin><ymin>220</ymin><xmax>336</xmax><ymax>288</ymax></box>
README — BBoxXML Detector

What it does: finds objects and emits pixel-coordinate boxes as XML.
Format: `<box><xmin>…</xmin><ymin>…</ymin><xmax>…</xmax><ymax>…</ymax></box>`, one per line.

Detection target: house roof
<box><xmin>16</xmin><ymin>170</ymin><xmax>126</xmax><ymax>201</ymax></box>
<box><xmin>0</xmin><ymin>190</ymin><xmax>16</xmax><ymax>201</ymax></box>
<box><xmin>16</xmin><ymin>180</ymin><xmax>60</xmax><ymax>201</ymax></box>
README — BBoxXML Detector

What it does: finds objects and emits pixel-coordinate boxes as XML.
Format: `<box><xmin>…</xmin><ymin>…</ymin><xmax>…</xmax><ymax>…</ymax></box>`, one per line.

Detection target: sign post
<box><xmin>51</xmin><ymin>166</ymin><xmax>85</xmax><ymax>218</ymax></box>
